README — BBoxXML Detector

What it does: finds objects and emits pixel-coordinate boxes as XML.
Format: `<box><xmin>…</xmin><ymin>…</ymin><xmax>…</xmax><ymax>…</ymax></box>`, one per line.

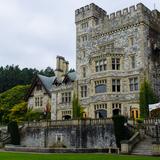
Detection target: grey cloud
<box><xmin>0</xmin><ymin>0</ymin><xmax>159</xmax><ymax>70</ymax></box>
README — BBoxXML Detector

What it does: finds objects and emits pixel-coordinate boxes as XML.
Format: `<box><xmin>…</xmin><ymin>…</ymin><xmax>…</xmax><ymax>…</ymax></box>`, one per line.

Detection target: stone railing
<box><xmin>152</xmin><ymin>142</ymin><xmax>160</xmax><ymax>156</ymax></box>
<box><xmin>26</xmin><ymin>118</ymin><xmax>113</xmax><ymax>128</ymax></box>
<box><xmin>121</xmin><ymin>132</ymin><xmax>140</xmax><ymax>154</ymax></box>
<box><xmin>144</xmin><ymin>118</ymin><xmax>160</xmax><ymax>125</ymax></box>
<box><xmin>144</xmin><ymin>118</ymin><xmax>160</xmax><ymax>138</ymax></box>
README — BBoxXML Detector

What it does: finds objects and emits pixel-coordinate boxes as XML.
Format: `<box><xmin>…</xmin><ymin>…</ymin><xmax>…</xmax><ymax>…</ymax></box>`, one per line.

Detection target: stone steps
<box><xmin>131</xmin><ymin>136</ymin><xmax>152</xmax><ymax>156</ymax></box>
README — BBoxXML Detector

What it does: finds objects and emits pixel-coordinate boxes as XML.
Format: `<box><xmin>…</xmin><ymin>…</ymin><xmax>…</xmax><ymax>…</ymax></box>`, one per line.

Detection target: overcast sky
<box><xmin>0</xmin><ymin>0</ymin><xmax>159</xmax><ymax>70</ymax></box>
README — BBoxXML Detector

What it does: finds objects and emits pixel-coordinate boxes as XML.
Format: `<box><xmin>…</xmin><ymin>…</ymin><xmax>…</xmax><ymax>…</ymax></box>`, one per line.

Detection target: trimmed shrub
<box><xmin>8</xmin><ymin>121</ymin><xmax>20</xmax><ymax>145</ymax></box>
<box><xmin>112</xmin><ymin>115</ymin><xmax>126</xmax><ymax>148</ymax></box>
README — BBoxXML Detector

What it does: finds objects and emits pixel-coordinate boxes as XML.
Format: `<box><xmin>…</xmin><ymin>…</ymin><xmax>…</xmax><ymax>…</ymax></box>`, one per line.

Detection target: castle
<box><xmin>27</xmin><ymin>3</ymin><xmax>160</xmax><ymax>120</ymax></box>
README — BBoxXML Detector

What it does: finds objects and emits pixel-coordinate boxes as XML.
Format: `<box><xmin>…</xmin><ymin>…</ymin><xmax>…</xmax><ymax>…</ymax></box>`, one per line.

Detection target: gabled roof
<box><xmin>38</xmin><ymin>74</ymin><xmax>56</xmax><ymax>92</ymax></box>
<box><xmin>25</xmin><ymin>74</ymin><xmax>55</xmax><ymax>100</ymax></box>
<box><xmin>62</xmin><ymin>71</ymin><xmax>76</xmax><ymax>83</ymax></box>
<box><xmin>67</xmin><ymin>71</ymin><xmax>76</xmax><ymax>81</ymax></box>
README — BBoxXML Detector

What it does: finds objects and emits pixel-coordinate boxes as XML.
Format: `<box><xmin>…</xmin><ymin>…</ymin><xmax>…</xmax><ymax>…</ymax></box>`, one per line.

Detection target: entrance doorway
<box><xmin>62</xmin><ymin>115</ymin><xmax>71</xmax><ymax>120</ymax></box>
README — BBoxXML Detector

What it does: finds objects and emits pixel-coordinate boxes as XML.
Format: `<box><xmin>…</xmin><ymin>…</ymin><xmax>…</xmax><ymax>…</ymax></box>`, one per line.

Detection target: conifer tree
<box><xmin>139</xmin><ymin>79</ymin><xmax>158</xmax><ymax>118</ymax></box>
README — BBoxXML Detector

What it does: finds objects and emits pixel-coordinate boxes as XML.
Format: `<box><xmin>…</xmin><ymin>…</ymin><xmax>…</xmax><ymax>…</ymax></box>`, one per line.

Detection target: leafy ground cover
<box><xmin>0</xmin><ymin>152</ymin><xmax>159</xmax><ymax>160</ymax></box>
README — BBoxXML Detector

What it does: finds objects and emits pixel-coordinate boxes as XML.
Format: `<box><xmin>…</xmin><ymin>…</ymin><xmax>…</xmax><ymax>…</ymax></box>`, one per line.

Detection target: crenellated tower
<box><xmin>75</xmin><ymin>3</ymin><xmax>106</xmax><ymax>80</ymax></box>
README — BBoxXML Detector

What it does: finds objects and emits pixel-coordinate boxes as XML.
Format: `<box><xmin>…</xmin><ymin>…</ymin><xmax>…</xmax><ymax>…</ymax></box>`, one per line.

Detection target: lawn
<box><xmin>0</xmin><ymin>153</ymin><xmax>159</xmax><ymax>160</ymax></box>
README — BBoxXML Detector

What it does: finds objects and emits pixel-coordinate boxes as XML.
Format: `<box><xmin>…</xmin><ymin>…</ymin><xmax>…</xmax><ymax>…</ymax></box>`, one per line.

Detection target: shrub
<box><xmin>136</xmin><ymin>118</ymin><xmax>144</xmax><ymax>124</ymax></box>
<box><xmin>8</xmin><ymin>121</ymin><xmax>20</xmax><ymax>145</ymax></box>
<box><xmin>112</xmin><ymin>115</ymin><xmax>127</xmax><ymax>148</ymax></box>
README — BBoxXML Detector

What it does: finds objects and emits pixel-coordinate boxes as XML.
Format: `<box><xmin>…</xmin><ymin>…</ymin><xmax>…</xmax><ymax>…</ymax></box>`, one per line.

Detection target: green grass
<box><xmin>0</xmin><ymin>153</ymin><xmax>159</xmax><ymax>160</ymax></box>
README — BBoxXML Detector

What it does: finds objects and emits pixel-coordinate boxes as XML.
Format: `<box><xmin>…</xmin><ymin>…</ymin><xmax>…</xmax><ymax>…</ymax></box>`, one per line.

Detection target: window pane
<box><xmin>95</xmin><ymin>84</ymin><xmax>106</xmax><ymax>93</ymax></box>
<box><xmin>117</xmin><ymin>85</ymin><xmax>120</xmax><ymax>92</ymax></box>
<box><xmin>117</xmin><ymin>80</ymin><xmax>120</xmax><ymax>85</ymax></box>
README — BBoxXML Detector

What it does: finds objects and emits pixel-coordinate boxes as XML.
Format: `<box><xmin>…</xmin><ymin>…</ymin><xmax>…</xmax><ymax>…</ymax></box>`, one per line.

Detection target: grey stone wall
<box><xmin>20</xmin><ymin>120</ymin><xmax>116</xmax><ymax>148</ymax></box>
<box><xmin>75</xmin><ymin>2</ymin><xmax>160</xmax><ymax>119</ymax></box>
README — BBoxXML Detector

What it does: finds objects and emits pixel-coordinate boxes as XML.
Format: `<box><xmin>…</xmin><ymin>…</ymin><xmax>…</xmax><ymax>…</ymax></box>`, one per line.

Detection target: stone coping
<box><xmin>4</xmin><ymin>145</ymin><xmax>119</xmax><ymax>154</ymax></box>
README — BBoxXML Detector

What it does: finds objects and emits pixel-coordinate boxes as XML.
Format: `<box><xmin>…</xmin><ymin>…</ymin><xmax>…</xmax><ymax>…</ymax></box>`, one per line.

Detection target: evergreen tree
<box><xmin>72</xmin><ymin>92</ymin><xmax>83</xmax><ymax>119</ymax></box>
<box><xmin>139</xmin><ymin>79</ymin><xmax>158</xmax><ymax>118</ymax></box>
<box><xmin>0</xmin><ymin>65</ymin><xmax>55</xmax><ymax>93</ymax></box>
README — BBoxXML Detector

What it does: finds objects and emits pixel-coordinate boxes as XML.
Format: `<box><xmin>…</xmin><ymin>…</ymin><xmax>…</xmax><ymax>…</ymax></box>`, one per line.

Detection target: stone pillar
<box><xmin>152</xmin><ymin>142</ymin><xmax>160</xmax><ymax>156</ymax></box>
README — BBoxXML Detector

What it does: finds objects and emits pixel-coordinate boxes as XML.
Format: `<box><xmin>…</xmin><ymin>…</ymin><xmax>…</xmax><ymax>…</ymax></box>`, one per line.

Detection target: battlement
<box><xmin>75</xmin><ymin>3</ymin><xmax>106</xmax><ymax>16</ymax></box>
<box><xmin>107</xmin><ymin>3</ymin><xmax>160</xmax><ymax>22</ymax></box>
<box><xmin>75</xmin><ymin>3</ymin><xmax>106</xmax><ymax>23</ymax></box>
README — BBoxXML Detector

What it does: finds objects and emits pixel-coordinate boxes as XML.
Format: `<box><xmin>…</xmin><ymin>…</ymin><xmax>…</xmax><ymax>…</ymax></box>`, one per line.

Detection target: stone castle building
<box><xmin>27</xmin><ymin>3</ymin><xmax>160</xmax><ymax>120</ymax></box>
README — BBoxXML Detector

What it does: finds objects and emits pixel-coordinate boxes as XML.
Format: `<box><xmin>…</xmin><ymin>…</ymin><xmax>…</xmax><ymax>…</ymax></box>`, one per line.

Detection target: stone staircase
<box><xmin>131</xmin><ymin>136</ymin><xmax>152</xmax><ymax>155</ymax></box>
<box><xmin>0</xmin><ymin>127</ymin><xmax>11</xmax><ymax>147</ymax></box>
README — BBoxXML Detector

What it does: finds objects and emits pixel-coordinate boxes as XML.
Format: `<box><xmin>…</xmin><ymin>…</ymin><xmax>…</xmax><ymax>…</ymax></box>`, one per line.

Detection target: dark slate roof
<box><xmin>38</xmin><ymin>74</ymin><xmax>56</xmax><ymax>93</ymax></box>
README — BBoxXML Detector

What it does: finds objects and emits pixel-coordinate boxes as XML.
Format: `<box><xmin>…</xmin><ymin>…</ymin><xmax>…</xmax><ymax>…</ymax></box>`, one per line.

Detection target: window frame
<box><xmin>112</xmin><ymin>79</ymin><xmax>121</xmax><ymax>92</ymax></box>
<box><xmin>112</xmin><ymin>58</ymin><xmax>120</xmax><ymax>70</ymax></box>
<box><xmin>129</xmin><ymin>77</ymin><xmax>138</xmax><ymax>91</ymax></box>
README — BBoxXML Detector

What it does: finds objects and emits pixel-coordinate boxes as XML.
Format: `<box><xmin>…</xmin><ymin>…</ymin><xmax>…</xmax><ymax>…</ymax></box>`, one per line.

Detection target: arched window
<box><xmin>95</xmin><ymin>84</ymin><xmax>106</xmax><ymax>93</ymax></box>
<box><xmin>95</xmin><ymin>110</ymin><xmax>107</xmax><ymax>119</ymax></box>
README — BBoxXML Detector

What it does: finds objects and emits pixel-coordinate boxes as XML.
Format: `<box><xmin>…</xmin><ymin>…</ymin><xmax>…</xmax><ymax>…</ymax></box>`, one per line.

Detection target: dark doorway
<box><xmin>62</xmin><ymin>115</ymin><xmax>71</xmax><ymax>120</ymax></box>
<box><xmin>113</xmin><ymin>109</ymin><xmax>120</xmax><ymax>116</ymax></box>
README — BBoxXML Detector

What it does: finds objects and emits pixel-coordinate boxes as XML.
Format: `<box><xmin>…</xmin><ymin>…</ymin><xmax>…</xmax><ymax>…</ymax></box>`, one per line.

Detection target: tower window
<box><xmin>129</xmin><ymin>78</ymin><xmax>138</xmax><ymax>91</ymax></box>
<box><xmin>82</xmin><ymin>67</ymin><xmax>86</xmax><ymax>78</ymax></box>
<box><xmin>112</xmin><ymin>58</ymin><xmax>120</xmax><ymax>70</ymax></box>
<box><xmin>129</xmin><ymin>36</ymin><xmax>134</xmax><ymax>46</ymax></box>
<box><xmin>95</xmin><ymin>59</ymin><xmax>107</xmax><ymax>72</ymax></box>
<box><xmin>81</xmin><ymin>35</ymin><xmax>88</xmax><ymax>42</ymax></box>
<box><xmin>81</xmin><ymin>22</ymin><xmax>88</xmax><ymax>29</ymax></box>
<box><xmin>81</xmin><ymin>85</ymin><xmax>87</xmax><ymax>98</ymax></box>
<box><xmin>95</xmin><ymin>84</ymin><xmax>107</xmax><ymax>93</ymax></box>
<box><xmin>131</xmin><ymin>56</ymin><xmax>135</xmax><ymax>69</ymax></box>
<box><xmin>112</xmin><ymin>79</ymin><xmax>120</xmax><ymax>92</ymax></box>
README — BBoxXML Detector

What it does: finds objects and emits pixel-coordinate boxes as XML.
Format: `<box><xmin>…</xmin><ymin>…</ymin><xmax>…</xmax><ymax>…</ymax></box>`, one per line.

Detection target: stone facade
<box><xmin>73</xmin><ymin>3</ymin><xmax>160</xmax><ymax>120</ymax></box>
<box><xmin>27</xmin><ymin>3</ymin><xmax>160</xmax><ymax>121</ymax></box>
<box><xmin>27</xmin><ymin>74</ymin><xmax>54</xmax><ymax>113</ymax></box>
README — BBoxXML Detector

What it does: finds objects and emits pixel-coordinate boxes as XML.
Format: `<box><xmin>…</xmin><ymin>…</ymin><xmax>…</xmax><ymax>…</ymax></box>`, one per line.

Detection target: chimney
<box><xmin>55</xmin><ymin>56</ymin><xmax>69</xmax><ymax>79</ymax></box>
<box><xmin>63</xmin><ymin>61</ymin><xmax>69</xmax><ymax>74</ymax></box>
<box><xmin>55</xmin><ymin>56</ymin><xmax>64</xmax><ymax>79</ymax></box>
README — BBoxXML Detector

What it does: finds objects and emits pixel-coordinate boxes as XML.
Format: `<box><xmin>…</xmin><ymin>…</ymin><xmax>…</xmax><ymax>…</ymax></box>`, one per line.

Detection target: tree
<box><xmin>139</xmin><ymin>79</ymin><xmax>158</xmax><ymax>118</ymax></box>
<box><xmin>8</xmin><ymin>121</ymin><xmax>20</xmax><ymax>145</ymax></box>
<box><xmin>0</xmin><ymin>85</ymin><xmax>30</xmax><ymax>123</ymax></box>
<box><xmin>0</xmin><ymin>65</ymin><xmax>55</xmax><ymax>93</ymax></box>
<box><xmin>72</xmin><ymin>93</ymin><xmax>83</xmax><ymax>119</ymax></box>
<box><xmin>39</xmin><ymin>66</ymin><xmax>55</xmax><ymax>77</ymax></box>
<box><xmin>9</xmin><ymin>102</ymin><xmax>27</xmax><ymax>122</ymax></box>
